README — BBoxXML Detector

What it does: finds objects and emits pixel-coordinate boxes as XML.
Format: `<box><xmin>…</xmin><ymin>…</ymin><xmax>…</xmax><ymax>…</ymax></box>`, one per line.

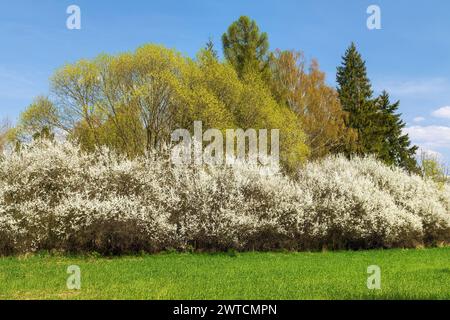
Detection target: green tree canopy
<box><xmin>20</xmin><ymin>44</ymin><xmax>309</xmax><ymax>171</ymax></box>
<box><xmin>222</xmin><ymin>16</ymin><xmax>271</xmax><ymax>79</ymax></box>
<box><xmin>12</xmin><ymin>96</ymin><xmax>59</xmax><ymax>143</ymax></box>
<box><xmin>271</xmin><ymin>49</ymin><xmax>357</xmax><ymax>159</ymax></box>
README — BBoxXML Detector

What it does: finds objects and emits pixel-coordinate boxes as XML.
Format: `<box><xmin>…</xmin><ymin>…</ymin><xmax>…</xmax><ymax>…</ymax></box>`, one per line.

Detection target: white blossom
<box><xmin>0</xmin><ymin>141</ymin><xmax>448</xmax><ymax>254</ymax></box>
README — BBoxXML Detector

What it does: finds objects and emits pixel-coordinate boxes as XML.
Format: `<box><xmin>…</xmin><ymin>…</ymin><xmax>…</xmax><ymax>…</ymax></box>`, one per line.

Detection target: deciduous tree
<box><xmin>222</xmin><ymin>16</ymin><xmax>271</xmax><ymax>80</ymax></box>
<box><xmin>0</xmin><ymin>118</ymin><xmax>12</xmax><ymax>152</ymax></box>
<box><xmin>41</xmin><ymin>44</ymin><xmax>309</xmax><ymax>170</ymax></box>
<box><xmin>271</xmin><ymin>50</ymin><xmax>356</xmax><ymax>158</ymax></box>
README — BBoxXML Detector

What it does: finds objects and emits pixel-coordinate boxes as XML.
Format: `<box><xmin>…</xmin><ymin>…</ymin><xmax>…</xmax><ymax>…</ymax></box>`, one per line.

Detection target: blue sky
<box><xmin>1</xmin><ymin>0</ymin><xmax>450</xmax><ymax>165</ymax></box>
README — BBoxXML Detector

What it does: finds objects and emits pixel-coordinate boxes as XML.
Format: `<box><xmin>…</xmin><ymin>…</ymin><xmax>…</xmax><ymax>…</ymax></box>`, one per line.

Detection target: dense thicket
<box><xmin>0</xmin><ymin>141</ymin><xmax>448</xmax><ymax>255</ymax></box>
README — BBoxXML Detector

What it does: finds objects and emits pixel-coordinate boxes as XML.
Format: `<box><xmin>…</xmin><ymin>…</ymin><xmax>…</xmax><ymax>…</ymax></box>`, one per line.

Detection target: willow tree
<box><xmin>20</xmin><ymin>44</ymin><xmax>309</xmax><ymax>171</ymax></box>
<box><xmin>49</xmin><ymin>45</ymin><xmax>188</xmax><ymax>155</ymax></box>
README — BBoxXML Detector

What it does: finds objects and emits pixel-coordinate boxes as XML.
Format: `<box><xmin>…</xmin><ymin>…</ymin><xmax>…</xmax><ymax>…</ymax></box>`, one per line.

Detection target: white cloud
<box><xmin>432</xmin><ymin>106</ymin><xmax>450</xmax><ymax>119</ymax></box>
<box><xmin>404</xmin><ymin>125</ymin><xmax>450</xmax><ymax>149</ymax></box>
<box><xmin>413</xmin><ymin>117</ymin><xmax>425</xmax><ymax>123</ymax></box>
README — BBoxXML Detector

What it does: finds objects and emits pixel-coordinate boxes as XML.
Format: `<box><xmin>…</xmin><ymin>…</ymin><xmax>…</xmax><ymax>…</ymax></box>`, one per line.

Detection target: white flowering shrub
<box><xmin>298</xmin><ymin>156</ymin><xmax>450</xmax><ymax>248</ymax></box>
<box><xmin>0</xmin><ymin>141</ymin><xmax>448</xmax><ymax>255</ymax></box>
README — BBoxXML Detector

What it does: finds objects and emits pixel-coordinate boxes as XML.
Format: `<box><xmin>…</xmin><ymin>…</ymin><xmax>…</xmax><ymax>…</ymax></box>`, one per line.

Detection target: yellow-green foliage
<box><xmin>421</xmin><ymin>158</ymin><xmax>448</xmax><ymax>188</ymax></box>
<box><xmin>28</xmin><ymin>44</ymin><xmax>308</xmax><ymax>167</ymax></box>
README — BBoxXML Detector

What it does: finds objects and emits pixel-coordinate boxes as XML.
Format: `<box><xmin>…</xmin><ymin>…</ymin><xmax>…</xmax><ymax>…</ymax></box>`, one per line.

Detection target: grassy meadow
<box><xmin>0</xmin><ymin>248</ymin><xmax>448</xmax><ymax>300</ymax></box>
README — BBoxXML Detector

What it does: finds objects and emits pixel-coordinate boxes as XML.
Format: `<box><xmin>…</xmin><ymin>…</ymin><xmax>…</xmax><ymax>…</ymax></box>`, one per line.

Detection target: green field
<box><xmin>0</xmin><ymin>248</ymin><xmax>449</xmax><ymax>300</ymax></box>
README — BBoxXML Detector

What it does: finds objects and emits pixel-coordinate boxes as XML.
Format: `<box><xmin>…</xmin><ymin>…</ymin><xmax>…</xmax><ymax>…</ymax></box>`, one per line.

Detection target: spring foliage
<box><xmin>0</xmin><ymin>141</ymin><xmax>448</xmax><ymax>255</ymax></box>
<box><xmin>270</xmin><ymin>50</ymin><xmax>357</xmax><ymax>159</ymax></box>
<box><xmin>14</xmin><ymin>45</ymin><xmax>308</xmax><ymax>171</ymax></box>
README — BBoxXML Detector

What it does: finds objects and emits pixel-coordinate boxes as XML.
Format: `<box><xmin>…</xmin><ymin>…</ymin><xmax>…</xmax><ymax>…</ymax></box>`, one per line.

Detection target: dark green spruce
<box><xmin>376</xmin><ymin>91</ymin><xmax>418</xmax><ymax>172</ymax></box>
<box><xmin>336</xmin><ymin>43</ymin><xmax>418</xmax><ymax>172</ymax></box>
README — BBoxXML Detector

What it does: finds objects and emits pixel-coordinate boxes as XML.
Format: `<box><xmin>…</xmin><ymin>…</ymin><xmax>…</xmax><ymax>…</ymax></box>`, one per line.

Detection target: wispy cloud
<box><xmin>413</xmin><ymin>116</ymin><xmax>426</xmax><ymax>123</ymax></box>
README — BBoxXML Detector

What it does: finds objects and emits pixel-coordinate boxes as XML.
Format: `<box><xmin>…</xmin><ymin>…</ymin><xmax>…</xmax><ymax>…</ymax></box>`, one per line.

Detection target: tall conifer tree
<box><xmin>337</xmin><ymin>43</ymin><xmax>418</xmax><ymax>172</ymax></box>
<box><xmin>336</xmin><ymin>43</ymin><xmax>384</xmax><ymax>155</ymax></box>
<box><xmin>376</xmin><ymin>91</ymin><xmax>418</xmax><ymax>172</ymax></box>
<box><xmin>222</xmin><ymin>16</ymin><xmax>271</xmax><ymax>79</ymax></box>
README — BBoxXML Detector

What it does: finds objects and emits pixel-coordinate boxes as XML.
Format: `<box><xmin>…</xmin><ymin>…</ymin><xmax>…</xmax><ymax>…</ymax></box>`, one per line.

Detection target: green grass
<box><xmin>0</xmin><ymin>248</ymin><xmax>449</xmax><ymax>300</ymax></box>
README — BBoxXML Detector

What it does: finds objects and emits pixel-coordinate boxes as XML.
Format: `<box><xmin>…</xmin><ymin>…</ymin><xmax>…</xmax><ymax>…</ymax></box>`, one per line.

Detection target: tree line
<box><xmin>8</xmin><ymin>16</ymin><xmax>418</xmax><ymax>172</ymax></box>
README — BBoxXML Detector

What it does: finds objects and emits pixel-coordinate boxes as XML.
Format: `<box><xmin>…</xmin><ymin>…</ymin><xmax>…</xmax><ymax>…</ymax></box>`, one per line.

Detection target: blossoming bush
<box><xmin>0</xmin><ymin>141</ymin><xmax>448</xmax><ymax>255</ymax></box>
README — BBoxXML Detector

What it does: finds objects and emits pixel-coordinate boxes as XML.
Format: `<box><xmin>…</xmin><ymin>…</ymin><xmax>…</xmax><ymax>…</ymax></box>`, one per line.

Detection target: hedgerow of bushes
<box><xmin>0</xmin><ymin>141</ymin><xmax>448</xmax><ymax>255</ymax></box>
